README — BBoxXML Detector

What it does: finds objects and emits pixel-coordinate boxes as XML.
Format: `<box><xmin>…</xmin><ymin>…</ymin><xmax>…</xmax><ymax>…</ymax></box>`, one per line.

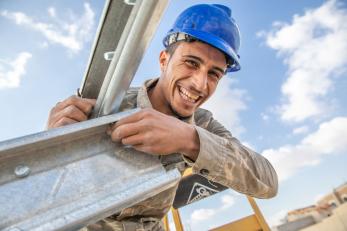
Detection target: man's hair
<box><xmin>165</xmin><ymin>41</ymin><xmax>182</xmax><ymax>56</ymax></box>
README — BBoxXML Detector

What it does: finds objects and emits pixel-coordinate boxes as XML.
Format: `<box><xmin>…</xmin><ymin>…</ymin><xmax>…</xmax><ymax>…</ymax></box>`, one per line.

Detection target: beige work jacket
<box><xmin>83</xmin><ymin>79</ymin><xmax>278</xmax><ymax>231</ymax></box>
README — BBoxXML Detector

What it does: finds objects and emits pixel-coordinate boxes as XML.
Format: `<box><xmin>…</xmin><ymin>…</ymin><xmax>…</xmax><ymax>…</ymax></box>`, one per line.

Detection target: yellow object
<box><xmin>182</xmin><ymin>168</ymin><xmax>192</xmax><ymax>177</ymax></box>
<box><xmin>247</xmin><ymin>196</ymin><xmax>270</xmax><ymax>231</ymax></box>
<box><xmin>209</xmin><ymin>197</ymin><xmax>270</xmax><ymax>231</ymax></box>
<box><xmin>164</xmin><ymin>167</ymin><xmax>271</xmax><ymax>231</ymax></box>
<box><xmin>209</xmin><ymin>215</ymin><xmax>260</xmax><ymax>231</ymax></box>
<box><xmin>171</xmin><ymin>207</ymin><xmax>184</xmax><ymax>231</ymax></box>
<box><xmin>163</xmin><ymin>214</ymin><xmax>170</xmax><ymax>231</ymax></box>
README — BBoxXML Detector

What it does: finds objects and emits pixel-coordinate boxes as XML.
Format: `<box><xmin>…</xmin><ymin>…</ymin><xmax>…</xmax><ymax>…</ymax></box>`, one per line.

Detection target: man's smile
<box><xmin>178</xmin><ymin>85</ymin><xmax>201</xmax><ymax>103</ymax></box>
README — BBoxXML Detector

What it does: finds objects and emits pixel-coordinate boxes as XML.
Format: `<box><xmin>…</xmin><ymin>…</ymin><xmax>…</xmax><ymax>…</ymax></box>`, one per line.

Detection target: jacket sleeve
<box><xmin>186</xmin><ymin>109</ymin><xmax>278</xmax><ymax>199</ymax></box>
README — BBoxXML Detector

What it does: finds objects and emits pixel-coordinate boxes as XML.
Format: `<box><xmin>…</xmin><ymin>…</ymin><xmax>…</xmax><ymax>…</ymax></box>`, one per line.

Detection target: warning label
<box><xmin>187</xmin><ymin>182</ymin><xmax>219</xmax><ymax>204</ymax></box>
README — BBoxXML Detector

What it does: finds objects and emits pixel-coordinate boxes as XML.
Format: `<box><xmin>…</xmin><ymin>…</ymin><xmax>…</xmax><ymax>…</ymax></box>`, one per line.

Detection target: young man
<box><xmin>47</xmin><ymin>4</ymin><xmax>278</xmax><ymax>231</ymax></box>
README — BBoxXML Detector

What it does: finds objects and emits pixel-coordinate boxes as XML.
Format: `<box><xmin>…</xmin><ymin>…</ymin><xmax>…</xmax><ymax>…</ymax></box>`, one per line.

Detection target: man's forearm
<box><xmin>180</xmin><ymin>124</ymin><xmax>200</xmax><ymax>161</ymax></box>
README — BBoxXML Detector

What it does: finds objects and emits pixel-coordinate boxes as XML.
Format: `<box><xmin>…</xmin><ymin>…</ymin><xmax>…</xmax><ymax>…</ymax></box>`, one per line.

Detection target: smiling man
<box><xmin>47</xmin><ymin>4</ymin><xmax>278</xmax><ymax>231</ymax></box>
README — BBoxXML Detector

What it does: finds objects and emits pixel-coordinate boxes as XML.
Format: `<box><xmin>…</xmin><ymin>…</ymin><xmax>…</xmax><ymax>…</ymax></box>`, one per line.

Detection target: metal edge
<box><xmin>0</xmin><ymin>109</ymin><xmax>139</xmax><ymax>154</ymax></box>
<box><xmin>79</xmin><ymin>0</ymin><xmax>112</xmax><ymax>96</ymax></box>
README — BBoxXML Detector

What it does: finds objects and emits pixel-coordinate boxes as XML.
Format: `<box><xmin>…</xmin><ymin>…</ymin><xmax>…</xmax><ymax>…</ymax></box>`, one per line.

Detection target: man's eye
<box><xmin>185</xmin><ymin>60</ymin><xmax>199</xmax><ymax>68</ymax></box>
<box><xmin>209</xmin><ymin>71</ymin><xmax>221</xmax><ymax>80</ymax></box>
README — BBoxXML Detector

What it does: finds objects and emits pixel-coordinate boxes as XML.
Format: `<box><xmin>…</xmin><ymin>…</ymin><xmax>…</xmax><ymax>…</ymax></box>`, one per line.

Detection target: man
<box><xmin>47</xmin><ymin>4</ymin><xmax>278</xmax><ymax>231</ymax></box>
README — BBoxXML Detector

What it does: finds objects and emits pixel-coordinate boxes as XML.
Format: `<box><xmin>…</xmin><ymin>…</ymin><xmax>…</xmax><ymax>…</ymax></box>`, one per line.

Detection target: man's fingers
<box><xmin>55</xmin><ymin>105</ymin><xmax>88</xmax><ymax>122</ymax></box>
<box><xmin>49</xmin><ymin>105</ymin><xmax>89</xmax><ymax>128</ymax></box>
<box><xmin>114</xmin><ymin>108</ymin><xmax>154</xmax><ymax>129</ymax></box>
<box><xmin>132</xmin><ymin>144</ymin><xmax>156</xmax><ymax>155</ymax></box>
<box><xmin>114</xmin><ymin>112</ymin><xmax>142</xmax><ymax>128</ymax></box>
<box><xmin>121</xmin><ymin>134</ymin><xmax>143</xmax><ymax>146</ymax></box>
<box><xmin>110</xmin><ymin>123</ymin><xmax>141</xmax><ymax>142</ymax></box>
<box><xmin>47</xmin><ymin>96</ymin><xmax>96</xmax><ymax>129</ymax></box>
<box><xmin>53</xmin><ymin>117</ymin><xmax>78</xmax><ymax>127</ymax></box>
<box><xmin>55</xmin><ymin>96</ymin><xmax>96</xmax><ymax>115</ymax></box>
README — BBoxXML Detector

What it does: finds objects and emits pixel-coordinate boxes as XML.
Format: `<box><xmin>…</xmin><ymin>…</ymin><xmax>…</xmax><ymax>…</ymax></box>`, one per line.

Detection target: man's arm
<box><xmin>107</xmin><ymin>107</ymin><xmax>278</xmax><ymax>198</ymax></box>
<box><xmin>188</xmin><ymin>109</ymin><xmax>278</xmax><ymax>198</ymax></box>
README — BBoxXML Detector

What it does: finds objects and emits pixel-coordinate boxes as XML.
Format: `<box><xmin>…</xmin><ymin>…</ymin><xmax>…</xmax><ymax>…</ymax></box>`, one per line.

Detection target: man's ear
<box><xmin>159</xmin><ymin>50</ymin><xmax>169</xmax><ymax>72</ymax></box>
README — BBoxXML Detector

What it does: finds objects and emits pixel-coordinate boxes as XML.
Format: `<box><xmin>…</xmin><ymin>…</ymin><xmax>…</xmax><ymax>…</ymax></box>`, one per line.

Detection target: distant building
<box><xmin>277</xmin><ymin>216</ymin><xmax>316</xmax><ymax>231</ymax></box>
<box><xmin>275</xmin><ymin>182</ymin><xmax>347</xmax><ymax>231</ymax></box>
<box><xmin>317</xmin><ymin>182</ymin><xmax>347</xmax><ymax>208</ymax></box>
<box><xmin>286</xmin><ymin>204</ymin><xmax>331</xmax><ymax>223</ymax></box>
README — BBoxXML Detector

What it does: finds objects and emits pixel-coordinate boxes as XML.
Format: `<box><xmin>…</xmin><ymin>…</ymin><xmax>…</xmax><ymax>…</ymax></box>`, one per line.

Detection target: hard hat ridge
<box><xmin>212</xmin><ymin>4</ymin><xmax>231</xmax><ymax>17</ymax></box>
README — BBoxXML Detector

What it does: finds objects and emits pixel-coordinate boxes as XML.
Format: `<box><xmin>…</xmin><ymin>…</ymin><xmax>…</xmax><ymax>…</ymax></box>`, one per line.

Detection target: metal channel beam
<box><xmin>80</xmin><ymin>0</ymin><xmax>169</xmax><ymax>116</ymax></box>
<box><xmin>79</xmin><ymin>0</ymin><xmax>133</xmax><ymax>99</ymax></box>
<box><xmin>93</xmin><ymin>0</ymin><xmax>169</xmax><ymax>117</ymax></box>
<box><xmin>0</xmin><ymin>109</ymin><xmax>180</xmax><ymax>231</ymax></box>
<box><xmin>0</xmin><ymin>1</ymin><xmax>174</xmax><ymax>230</ymax></box>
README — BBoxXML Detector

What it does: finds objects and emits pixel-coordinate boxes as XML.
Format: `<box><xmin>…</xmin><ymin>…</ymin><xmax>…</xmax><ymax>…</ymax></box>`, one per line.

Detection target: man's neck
<box><xmin>148</xmin><ymin>80</ymin><xmax>174</xmax><ymax>116</ymax></box>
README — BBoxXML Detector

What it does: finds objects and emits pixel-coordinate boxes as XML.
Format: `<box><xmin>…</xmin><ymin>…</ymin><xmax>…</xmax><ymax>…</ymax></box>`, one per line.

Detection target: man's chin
<box><xmin>169</xmin><ymin>104</ymin><xmax>193</xmax><ymax>120</ymax></box>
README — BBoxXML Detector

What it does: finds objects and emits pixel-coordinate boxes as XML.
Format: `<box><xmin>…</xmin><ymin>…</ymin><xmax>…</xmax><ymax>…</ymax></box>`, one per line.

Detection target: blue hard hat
<box><xmin>163</xmin><ymin>4</ymin><xmax>241</xmax><ymax>72</ymax></box>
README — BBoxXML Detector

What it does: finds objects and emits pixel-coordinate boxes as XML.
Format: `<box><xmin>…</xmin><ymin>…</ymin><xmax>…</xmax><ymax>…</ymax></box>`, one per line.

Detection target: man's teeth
<box><xmin>179</xmin><ymin>87</ymin><xmax>199</xmax><ymax>102</ymax></box>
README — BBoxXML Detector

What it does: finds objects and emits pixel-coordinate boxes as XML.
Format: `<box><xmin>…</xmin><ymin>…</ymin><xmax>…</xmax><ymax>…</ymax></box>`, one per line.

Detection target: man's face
<box><xmin>159</xmin><ymin>41</ymin><xmax>227</xmax><ymax>118</ymax></box>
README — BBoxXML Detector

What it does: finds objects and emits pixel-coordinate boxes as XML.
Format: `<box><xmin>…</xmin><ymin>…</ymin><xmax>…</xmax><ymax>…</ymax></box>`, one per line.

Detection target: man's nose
<box><xmin>192</xmin><ymin>71</ymin><xmax>208</xmax><ymax>92</ymax></box>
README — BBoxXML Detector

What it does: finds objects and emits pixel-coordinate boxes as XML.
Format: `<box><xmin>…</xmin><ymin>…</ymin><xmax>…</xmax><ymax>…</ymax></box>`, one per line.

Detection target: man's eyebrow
<box><xmin>182</xmin><ymin>55</ymin><xmax>225</xmax><ymax>74</ymax></box>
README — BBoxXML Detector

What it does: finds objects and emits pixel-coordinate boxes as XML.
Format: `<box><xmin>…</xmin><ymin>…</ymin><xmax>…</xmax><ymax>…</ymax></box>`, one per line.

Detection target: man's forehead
<box><xmin>175</xmin><ymin>42</ymin><xmax>227</xmax><ymax>67</ymax></box>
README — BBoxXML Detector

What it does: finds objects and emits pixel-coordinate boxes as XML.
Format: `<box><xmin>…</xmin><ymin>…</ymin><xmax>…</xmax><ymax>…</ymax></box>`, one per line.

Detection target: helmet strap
<box><xmin>165</xmin><ymin>33</ymin><xmax>198</xmax><ymax>47</ymax></box>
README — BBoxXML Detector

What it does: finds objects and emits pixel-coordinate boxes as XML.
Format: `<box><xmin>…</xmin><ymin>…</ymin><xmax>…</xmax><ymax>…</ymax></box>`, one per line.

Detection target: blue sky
<box><xmin>1</xmin><ymin>0</ymin><xmax>347</xmax><ymax>230</ymax></box>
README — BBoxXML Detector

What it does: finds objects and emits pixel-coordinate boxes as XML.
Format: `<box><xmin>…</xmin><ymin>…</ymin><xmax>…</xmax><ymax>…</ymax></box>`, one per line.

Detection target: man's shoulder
<box><xmin>120</xmin><ymin>87</ymin><xmax>140</xmax><ymax>110</ymax></box>
<box><xmin>194</xmin><ymin>108</ymin><xmax>213</xmax><ymax>128</ymax></box>
<box><xmin>124</xmin><ymin>87</ymin><xmax>140</xmax><ymax>101</ymax></box>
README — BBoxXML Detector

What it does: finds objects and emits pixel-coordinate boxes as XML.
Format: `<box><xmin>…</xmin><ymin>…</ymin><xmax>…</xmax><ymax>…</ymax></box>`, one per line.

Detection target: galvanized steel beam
<box><xmin>0</xmin><ymin>109</ymin><xmax>180</xmax><ymax>231</ymax></box>
<box><xmin>79</xmin><ymin>0</ymin><xmax>133</xmax><ymax>99</ymax></box>
<box><xmin>92</xmin><ymin>0</ymin><xmax>169</xmax><ymax>117</ymax></box>
<box><xmin>0</xmin><ymin>1</ymin><xmax>174</xmax><ymax>230</ymax></box>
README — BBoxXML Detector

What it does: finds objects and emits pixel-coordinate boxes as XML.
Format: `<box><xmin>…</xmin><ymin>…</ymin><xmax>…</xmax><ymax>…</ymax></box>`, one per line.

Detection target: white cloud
<box><xmin>202</xmin><ymin>77</ymin><xmax>248</xmax><ymax>136</ymax></box>
<box><xmin>191</xmin><ymin>208</ymin><xmax>216</xmax><ymax>223</ymax></box>
<box><xmin>1</xmin><ymin>3</ymin><xmax>95</xmax><ymax>53</ymax></box>
<box><xmin>221</xmin><ymin>194</ymin><xmax>235</xmax><ymax>210</ymax></box>
<box><xmin>0</xmin><ymin>52</ymin><xmax>32</xmax><ymax>89</ymax></box>
<box><xmin>258</xmin><ymin>0</ymin><xmax>347</xmax><ymax>122</ymax></box>
<box><xmin>261</xmin><ymin>113</ymin><xmax>269</xmax><ymax>121</ymax></box>
<box><xmin>262</xmin><ymin>117</ymin><xmax>347</xmax><ymax>182</ymax></box>
<box><xmin>302</xmin><ymin>117</ymin><xmax>347</xmax><ymax>154</ymax></box>
<box><xmin>292</xmin><ymin>125</ymin><xmax>309</xmax><ymax>135</ymax></box>
<box><xmin>48</xmin><ymin>7</ymin><xmax>56</xmax><ymax>18</ymax></box>
<box><xmin>190</xmin><ymin>192</ymin><xmax>237</xmax><ymax>224</ymax></box>
<box><xmin>39</xmin><ymin>41</ymin><xmax>49</xmax><ymax>49</ymax></box>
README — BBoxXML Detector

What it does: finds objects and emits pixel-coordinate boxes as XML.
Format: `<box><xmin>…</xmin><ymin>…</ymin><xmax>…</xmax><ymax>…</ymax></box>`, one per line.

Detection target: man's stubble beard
<box><xmin>168</xmin><ymin>103</ymin><xmax>192</xmax><ymax>120</ymax></box>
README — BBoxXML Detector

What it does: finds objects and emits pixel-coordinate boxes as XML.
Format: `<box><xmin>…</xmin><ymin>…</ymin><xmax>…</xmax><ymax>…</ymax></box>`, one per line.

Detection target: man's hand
<box><xmin>47</xmin><ymin>95</ymin><xmax>96</xmax><ymax>129</ymax></box>
<box><xmin>107</xmin><ymin>108</ymin><xmax>200</xmax><ymax>160</ymax></box>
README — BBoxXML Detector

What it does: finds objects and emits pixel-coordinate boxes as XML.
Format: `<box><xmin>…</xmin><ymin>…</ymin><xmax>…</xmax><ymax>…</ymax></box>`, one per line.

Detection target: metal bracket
<box><xmin>124</xmin><ymin>0</ymin><xmax>137</xmax><ymax>5</ymax></box>
<box><xmin>104</xmin><ymin>51</ymin><xmax>115</xmax><ymax>61</ymax></box>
